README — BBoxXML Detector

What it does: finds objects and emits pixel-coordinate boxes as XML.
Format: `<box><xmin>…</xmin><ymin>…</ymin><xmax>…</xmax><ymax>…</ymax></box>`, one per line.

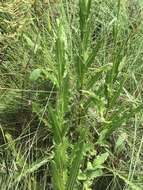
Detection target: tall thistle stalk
<box><xmin>49</xmin><ymin>20</ymin><xmax>69</xmax><ymax>190</ymax></box>
<box><xmin>76</xmin><ymin>0</ymin><xmax>92</xmax><ymax>91</ymax></box>
<box><xmin>66</xmin><ymin>1</ymin><xmax>93</xmax><ymax>190</ymax></box>
<box><xmin>50</xmin><ymin>1</ymin><xmax>93</xmax><ymax>190</ymax></box>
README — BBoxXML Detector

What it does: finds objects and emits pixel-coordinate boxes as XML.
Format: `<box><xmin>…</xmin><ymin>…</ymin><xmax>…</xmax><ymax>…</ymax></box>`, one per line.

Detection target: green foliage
<box><xmin>0</xmin><ymin>0</ymin><xmax>143</xmax><ymax>190</ymax></box>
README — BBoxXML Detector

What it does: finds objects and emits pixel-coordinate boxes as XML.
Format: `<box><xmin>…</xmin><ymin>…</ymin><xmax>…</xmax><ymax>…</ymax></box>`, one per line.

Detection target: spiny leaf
<box><xmin>93</xmin><ymin>152</ymin><xmax>109</xmax><ymax>169</ymax></box>
<box><xmin>52</xmin><ymin>138</ymin><xmax>69</xmax><ymax>190</ymax></box>
<box><xmin>48</xmin><ymin>105</ymin><xmax>62</xmax><ymax>144</ymax></box>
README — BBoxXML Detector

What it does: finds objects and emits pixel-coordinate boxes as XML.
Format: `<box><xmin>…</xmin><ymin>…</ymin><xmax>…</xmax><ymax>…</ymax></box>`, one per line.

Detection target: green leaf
<box><xmin>78</xmin><ymin>172</ymin><xmax>87</xmax><ymax>181</ymax></box>
<box><xmin>87</xmin><ymin>169</ymin><xmax>103</xmax><ymax>180</ymax></box>
<box><xmin>93</xmin><ymin>152</ymin><xmax>109</xmax><ymax>169</ymax></box>
<box><xmin>29</xmin><ymin>69</ymin><xmax>42</xmax><ymax>81</ymax></box>
<box><xmin>42</xmin><ymin>69</ymin><xmax>58</xmax><ymax>86</ymax></box>
<box><xmin>48</xmin><ymin>105</ymin><xmax>62</xmax><ymax>144</ymax></box>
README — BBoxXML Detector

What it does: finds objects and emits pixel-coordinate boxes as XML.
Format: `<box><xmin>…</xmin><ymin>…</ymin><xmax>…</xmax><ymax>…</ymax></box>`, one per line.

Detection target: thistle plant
<box><xmin>49</xmin><ymin>1</ymin><xmax>143</xmax><ymax>190</ymax></box>
<box><xmin>0</xmin><ymin>0</ymin><xmax>143</xmax><ymax>190</ymax></box>
<box><xmin>49</xmin><ymin>1</ymin><xmax>93</xmax><ymax>189</ymax></box>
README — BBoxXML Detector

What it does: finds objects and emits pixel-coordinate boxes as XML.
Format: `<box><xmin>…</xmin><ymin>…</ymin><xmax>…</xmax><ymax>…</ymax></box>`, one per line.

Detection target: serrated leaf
<box><xmin>93</xmin><ymin>152</ymin><xmax>109</xmax><ymax>169</ymax></box>
<box><xmin>48</xmin><ymin>105</ymin><xmax>62</xmax><ymax>144</ymax></box>
<box><xmin>87</xmin><ymin>169</ymin><xmax>103</xmax><ymax>179</ymax></box>
<box><xmin>78</xmin><ymin>172</ymin><xmax>87</xmax><ymax>181</ymax></box>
